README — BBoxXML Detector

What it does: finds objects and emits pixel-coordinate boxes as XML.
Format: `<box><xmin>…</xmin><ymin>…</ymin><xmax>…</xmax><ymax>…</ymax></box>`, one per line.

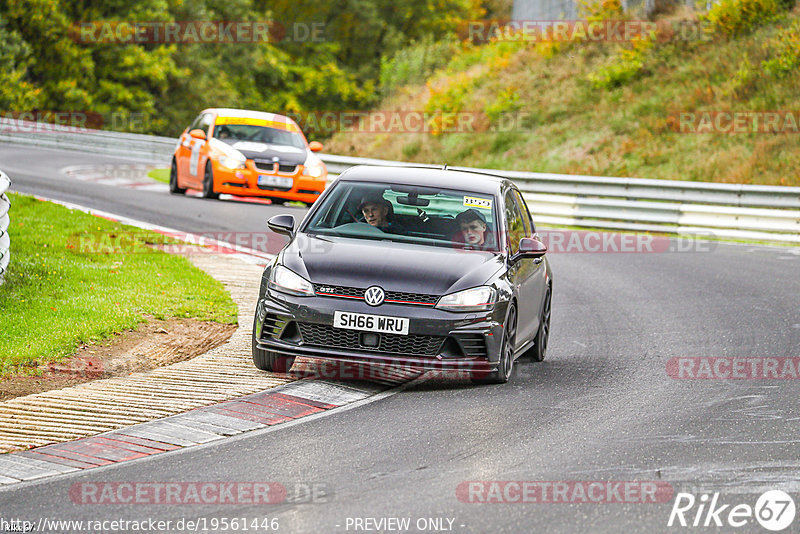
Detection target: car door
<box><xmin>177</xmin><ymin>112</ymin><xmax>214</xmax><ymax>189</ymax></box>
<box><xmin>514</xmin><ymin>189</ymin><xmax>546</xmax><ymax>336</ymax></box>
<box><xmin>504</xmin><ymin>189</ymin><xmax>543</xmax><ymax>346</ymax></box>
<box><xmin>190</xmin><ymin>112</ymin><xmax>215</xmax><ymax>188</ymax></box>
<box><xmin>176</xmin><ymin>113</ymin><xmax>203</xmax><ymax>187</ymax></box>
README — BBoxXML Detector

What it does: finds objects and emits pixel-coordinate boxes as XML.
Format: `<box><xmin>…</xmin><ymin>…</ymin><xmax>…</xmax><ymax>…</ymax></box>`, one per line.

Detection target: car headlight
<box><xmin>305</xmin><ymin>163</ymin><xmax>324</xmax><ymax>178</ymax></box>
<box><xmin>219</xmin><ymin>155</ymin><xmax>246</xmax><ymax>170</ymax></box>
<box><xmin>268</xmin><ymin>265</ymin><xmax>314</xmax><ymax>297</ymax></box>
<box><xmin>435</xmin><ymin>286</ymin><xmax>496</xmax><ymax>312</ymax></box>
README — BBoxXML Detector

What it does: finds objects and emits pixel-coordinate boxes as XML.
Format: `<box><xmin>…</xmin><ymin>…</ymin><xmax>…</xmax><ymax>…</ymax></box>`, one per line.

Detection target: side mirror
<box><xmin>267</xmin><ymin>214</ymin><xmax>295</xmax><ymax>237</ymax></box>
<box><xmin>516</xmin><ymin>237</ymin><xmax>547</xmax><ymax>259</ymax></box>
<box><xmin>308</xmin><ymin>141</ymin><xmax>323</xmax><ymax>152</ymax></box>
<box><xmin>189</xmin><ymin>128</ymin><xmax>206</xmax><ymax>140</ymax></box>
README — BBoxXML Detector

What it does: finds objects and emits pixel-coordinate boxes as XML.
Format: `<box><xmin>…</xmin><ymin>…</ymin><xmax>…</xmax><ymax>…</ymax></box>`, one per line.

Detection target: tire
<box><xmin>252</xmin><ymin>317</ymin><xmax>295</xmax><ymax>373</ymax></box>
<box><xmin>472</xmin><ymin>304</ymin><xmax>516</xmax><ymax>385</ymax></box>
<box><xmin>202</xmin><ymin>161</ymin><xmax>220</xmax><ymax>199</ymax></box>
<box><xmin>529</xmin><ymin>285</ymin><xmax>552</xmax><ymax>362</ymax></box>
<box><xmin>269</xmin><ymin>197</ymin><xmax>287</xmax><ymax>205</ymax></box>
<box><xmin>169</xmin><ymin>158</ymin><xmax>186</xmax><ymax>195</ymax></box>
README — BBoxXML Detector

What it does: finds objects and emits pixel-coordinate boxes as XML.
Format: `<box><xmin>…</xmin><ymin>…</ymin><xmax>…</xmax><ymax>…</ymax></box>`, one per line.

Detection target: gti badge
<box><xmin>364</xmin><ymin>286</ymin><xmax>385</xmax><ymax>306</ymax></box>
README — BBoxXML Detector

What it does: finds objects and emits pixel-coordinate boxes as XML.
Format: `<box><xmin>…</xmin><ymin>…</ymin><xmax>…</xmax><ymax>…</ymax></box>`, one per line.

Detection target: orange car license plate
<box><xmin>258</xmin><ymin>175</ymin><xmax>293</xmax><ymax>188</ymax></box>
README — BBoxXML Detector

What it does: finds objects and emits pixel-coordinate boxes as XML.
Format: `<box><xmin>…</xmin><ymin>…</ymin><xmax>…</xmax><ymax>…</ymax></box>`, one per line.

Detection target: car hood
<box><xmin>281</xmin><ymin>234</ymin><xmax>505</xmax><ymax>296</ymax></box>
<box><xmin>225</xmin><ymin>141</ymin><xmax>307</xmax><ymax>166</ymax></box>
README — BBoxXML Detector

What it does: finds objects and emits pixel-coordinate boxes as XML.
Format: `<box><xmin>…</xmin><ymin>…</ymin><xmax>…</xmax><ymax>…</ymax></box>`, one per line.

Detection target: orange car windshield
<box><xmin>213</xmin><ymin>124</ymin><xmax>305</xmax><ymax>149</ymax></box>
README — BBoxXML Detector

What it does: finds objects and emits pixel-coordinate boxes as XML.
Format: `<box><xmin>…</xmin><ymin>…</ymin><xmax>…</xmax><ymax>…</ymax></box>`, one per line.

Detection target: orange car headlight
<box><xmin>219</xmin><ymin>155</ymin><xmax>246</xmax><ymax>170</ymax></box>
<box><xmin>304</xmin><ymin>163</ymin><xmax>324</xmax><ymax>178</ymax></box>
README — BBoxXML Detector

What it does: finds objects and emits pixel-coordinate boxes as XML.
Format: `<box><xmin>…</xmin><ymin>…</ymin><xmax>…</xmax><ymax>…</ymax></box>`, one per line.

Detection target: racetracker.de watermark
<box><xmin>669</xmin><ymin>111</ymin><xmax>800</xmax><ymax>134</ymax></box>
<box><xmin>287</xmin><ymin>359</ymin><xmax>485</xmax><ymax>382</ymax></box>
<box><xmin>0</xmin><ymin>111</ymin><xmax>102</xmax><ymax>134</ymax></box>
<box><xmin>70</xmin><ymin>482</ymin><xmax>286</xmax><ymax>505</ymax></box>
<box><xmin>458</xmin><ymin>19</ymin><xmax>711</xmax><ymax>43</ymax></box>
<box><xmin>67</xmin><ymin>230</ymin><xmax>717</xmax><ymax>256</ymax></box>
<box><xmin>0</xmin><ymin>110</ymin><xmax>160</xmax><ymax>134</ymax></box>
<box><xmin>537</xmin><ymin>230</ymin><xmax>717</xmax><ymax>253</ymax></box>
<box><xmin>72</xmin><ymin>21</ymin><xmax>326</xmax><ymax>44</ymax></box>
<box><xmin>66</xmin><ymin>231</ymin><xmax>285</xmax><ymax>256</ymax></box>
<box><xmin>667</xmin><ymin>357</ymin><xmax>800</xmax><ymax>380</ymax></box>
<box><xmin>456</xmin><ymin>481</ymin><xmax>674</xmax><ymax>503</ymax></box>
<box><xmin>286</xmin><ymin>110</ymin><xmax>533</xmax><ymax>134</ymax></box>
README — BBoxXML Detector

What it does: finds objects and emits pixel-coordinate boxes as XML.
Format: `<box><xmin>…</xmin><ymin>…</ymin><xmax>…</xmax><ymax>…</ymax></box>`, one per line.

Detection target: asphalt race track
<box><xmin>2</xmin><ymin>144</ymin><xmax>799</xmax><ymax>533</ymax></box>
<box><xmin>3</xmin><ymin>146</ymin><xmax>296</xmax><ymax>255</ymax></box>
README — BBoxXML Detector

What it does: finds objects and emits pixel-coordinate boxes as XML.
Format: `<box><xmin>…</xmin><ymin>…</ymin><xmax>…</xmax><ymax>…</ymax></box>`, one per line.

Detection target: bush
<box><xmin>380</xmin><ymin>38</ymin><xmax>458</xmax><ymax>95</ymax></box>
<box><xmin>703</xmin><ymin>0</ymin><xmax>784</xmax><ymax>37</ymax></box>
<box><xmin>445</xmin><ymin>39</ymin><xmax>524</xmax><ymax>74</ymax></box>
<box><xmin>587</xmin><ymin>37</ymin><xmax>653</xmax><ymax>89</ymax></box>
<box><xmin>578</xmin><ymin>0</ymin><xmax>624</xmax><ymax>19</ymax></box>
<box><xmin>424</xmin><ymin>72</ymin><xmax>482</xmax><ymax>134</ymax></box>
<box><xmin>484</xmin><ymin>87</ymin><xmax>522</xmax><ymax>124</ymax></box>
<box><xmin>402</xmin><ymin>139</ymin><xmax>422</xmax><ymax>158</ymax></box>
<box><xmin>761</xmin><ymin>19</ymin><xmax>800</xmax><ymax>76</ymax></box>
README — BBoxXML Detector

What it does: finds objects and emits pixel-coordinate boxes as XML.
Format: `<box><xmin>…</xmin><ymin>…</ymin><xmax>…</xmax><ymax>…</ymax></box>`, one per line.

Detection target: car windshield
<box><xmin>213</xmin><ymin>123</ymin><xmax>305</xmax><ymax>149</ymax></box>
<box><xmin>304</xmin><ymin>181</ymin><xmax>500</xmax><ymax>251</ymax></box>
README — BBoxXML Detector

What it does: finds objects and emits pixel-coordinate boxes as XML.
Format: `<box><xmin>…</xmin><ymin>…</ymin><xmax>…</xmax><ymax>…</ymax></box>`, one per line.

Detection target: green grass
<box><xmin>148</xmin><ymin>168</ymin><xmax>170</xmax><ymax>184</ymax></box>
<box><xmin>0</xmin><ymin>194</ymin><xmax>237</xmax><ymax>377</ymax></box>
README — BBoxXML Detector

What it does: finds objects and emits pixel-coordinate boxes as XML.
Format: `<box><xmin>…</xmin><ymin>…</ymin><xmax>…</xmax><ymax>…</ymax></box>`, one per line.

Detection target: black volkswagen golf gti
<box><xmin>252</xmin><ymin>165</ymin><xmax>552</xmax><ymax>384</ymax></box>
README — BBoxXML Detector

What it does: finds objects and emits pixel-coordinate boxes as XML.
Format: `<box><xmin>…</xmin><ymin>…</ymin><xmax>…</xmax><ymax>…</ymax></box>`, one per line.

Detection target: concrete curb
<box><xmin>0</xmin><ymin>375</ymin><xmax>422</xmax><ymax>487</ymax></box>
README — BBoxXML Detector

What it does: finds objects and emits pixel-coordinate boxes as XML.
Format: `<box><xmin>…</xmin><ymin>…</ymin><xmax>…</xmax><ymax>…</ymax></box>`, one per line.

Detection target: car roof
<box><xmin>339</xmin><ymin>165</ymin><xmax>509</xmax><ymax>195</ymax></box>
<box><xmin>202</xmin><ymin>108</ymin><xmax>297</xmax><ymax>125</ymax></box>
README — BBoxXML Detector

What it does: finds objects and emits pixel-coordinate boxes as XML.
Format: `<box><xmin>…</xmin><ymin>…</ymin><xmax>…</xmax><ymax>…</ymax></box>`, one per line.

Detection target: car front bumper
<box><xmin>212</xmin><ymin>162</ymin><xmax>326</xmax><ymax>202</ymax></box>
<box><xmin>255</xmin><ymin>290</ymin><xmax>507</xmax><ymax>371</ymax></box>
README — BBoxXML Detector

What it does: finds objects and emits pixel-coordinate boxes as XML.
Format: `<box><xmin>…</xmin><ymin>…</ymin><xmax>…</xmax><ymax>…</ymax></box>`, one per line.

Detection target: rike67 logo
<box><xmin>668</xmin><ymin>490</ymin><xmax>796</xmax><ymax>531</ymax></box>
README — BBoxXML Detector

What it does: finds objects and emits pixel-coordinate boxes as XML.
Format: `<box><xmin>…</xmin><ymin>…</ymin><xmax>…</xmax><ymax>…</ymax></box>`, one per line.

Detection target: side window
<box><xmin>188</xmin><ymin>114</ymin><xmax>204</xmax><ymax>132</ymax></box>
<box><xmin>504</xmin><ymin>191</ymin><xmax>525</xmax><ymax>254</ymax></box>
<box><xmin>513</xmin><ymin>190</ymin><xmax>534</xmax><ymax>235</ymax></box>
<box><xmin>198</xmin><ymin>113</ymin><xmax>214</xmax><ymax>135</ymax></box>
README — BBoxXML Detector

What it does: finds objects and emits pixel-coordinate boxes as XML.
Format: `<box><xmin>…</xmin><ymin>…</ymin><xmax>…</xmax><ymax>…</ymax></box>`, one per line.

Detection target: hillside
<box><xmin>326</xmin><ymin>1</ymin><xmax>800</xmax><ymax>186</ymax></box>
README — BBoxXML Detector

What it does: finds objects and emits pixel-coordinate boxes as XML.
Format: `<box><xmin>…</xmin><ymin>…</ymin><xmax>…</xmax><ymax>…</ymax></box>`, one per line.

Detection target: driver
<box><xmin>215</xmin><ymin>125</ymin><xmax>232</xmax><ymax>140</ymax></box>
<box><xmin>454</xmin><ymin>209</ymin><xmax>496</xmax><ymax>250</ymax></box>
<box><xmin>358</xmin><ymin>193</ymin><xmax>404</xmax><ymax>234</ymax></box>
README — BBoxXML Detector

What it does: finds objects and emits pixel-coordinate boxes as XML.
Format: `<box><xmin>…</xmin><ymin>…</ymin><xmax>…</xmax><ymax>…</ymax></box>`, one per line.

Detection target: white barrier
<box><xmin>2</xmin><ymin>121</ymin><xmax>799</xmax><ymax>243</ymax></box>
<box><xmin>322</xmin><ymin>156</ymin><xmax>800</xmax><ymax>243</ymax></box>
<box><xmin>0</xmin><ymin>170</ymin><xmax>11</xmax><ymax>284</ymax></box>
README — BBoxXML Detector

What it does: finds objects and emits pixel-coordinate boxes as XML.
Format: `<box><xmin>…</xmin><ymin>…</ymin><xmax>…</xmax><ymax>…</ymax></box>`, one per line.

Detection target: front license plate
<box><xmin>333</xmin><ymin>311</ymin><xmax>409</xmax><ymax>335</ymax></box>
<box><xmin>258</xmin><ymin>175</ymin><xmax>293</xmax><ymax>188</ymax></box>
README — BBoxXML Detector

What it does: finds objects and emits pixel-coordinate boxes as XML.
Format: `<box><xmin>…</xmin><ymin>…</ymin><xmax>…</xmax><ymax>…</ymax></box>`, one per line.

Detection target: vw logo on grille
<box><xmin>364</xmin><ymin>286</ymin><xmax>385</xmax><ymax>306</ymax></box>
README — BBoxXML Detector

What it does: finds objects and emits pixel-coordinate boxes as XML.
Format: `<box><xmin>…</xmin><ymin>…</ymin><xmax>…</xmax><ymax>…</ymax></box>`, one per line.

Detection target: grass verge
<box><xmin>147</xmin><ymin>168</ymin><xmax>170</xmax><ymax>184</ymax></box>
<box><xmin>0</xmin><ymin>194</ymin><xmax>237</xmax><ymax>377</ymax></box>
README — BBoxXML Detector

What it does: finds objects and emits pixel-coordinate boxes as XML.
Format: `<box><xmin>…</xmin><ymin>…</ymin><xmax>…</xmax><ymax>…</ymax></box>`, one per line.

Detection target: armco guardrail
<box><xmin>0</xmin><ymin>120</ymin><xmax>176</xmax><ymax>162</ymax></box>
<box><xmin>2</xmin><ymin>122</ymin><xmax>799</xmax><ymax>243</ymax></box>
<box><xmin>321</xmin><ymin>155</ymin><xmax>800</xmax><ymax>243</ymax></box>
<box><xmin>0</xmin><ymin>169</ymin><xmax>11</xmax><ymax>284</ymax></box>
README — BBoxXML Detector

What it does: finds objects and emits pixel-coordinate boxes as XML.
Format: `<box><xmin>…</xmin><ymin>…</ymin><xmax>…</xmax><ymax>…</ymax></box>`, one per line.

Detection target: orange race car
<box><xmin>170</xmin><ymin>108</ymin><xmax>327</xmax><ymax>205</ymax></box>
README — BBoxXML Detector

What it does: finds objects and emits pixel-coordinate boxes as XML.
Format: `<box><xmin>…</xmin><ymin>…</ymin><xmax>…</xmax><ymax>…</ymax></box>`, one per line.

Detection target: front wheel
<box><xmin>202</xmin><ymin>161</ymin><xmax>220</xmax><ymax>199</ymax></box>
<box><xmin>252</xmin><ymin>318</ymin><xmax>295</xmax><ymax>373</ymax></box>
<box><xmin>169</xmin><ymin>158</ymin><xmax>186</xmax><ymax>195</ymax></box>
<box><xmin>472</xmin><ymin>304</ymin><xmax>516</xmax><ymax>385</ymax></box>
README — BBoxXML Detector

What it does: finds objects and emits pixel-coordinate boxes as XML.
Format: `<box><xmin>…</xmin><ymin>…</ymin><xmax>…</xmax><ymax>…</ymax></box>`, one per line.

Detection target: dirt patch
<box><xmin>0</xmin><ymin>317</ymin><xmax>237</xmax><ymax>402</ymax></box>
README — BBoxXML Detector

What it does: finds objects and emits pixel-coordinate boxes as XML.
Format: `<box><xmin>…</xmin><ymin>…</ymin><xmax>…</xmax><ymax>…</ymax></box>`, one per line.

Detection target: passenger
<box><xmin>454</xmin><ymin>209</ymin><xmax>496</xmax><ymax>250</ymax></box>
<box><xmin>358</xmin><ymin>193</ymin><xmax>404</xmax><ymax>234</ymax></box>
